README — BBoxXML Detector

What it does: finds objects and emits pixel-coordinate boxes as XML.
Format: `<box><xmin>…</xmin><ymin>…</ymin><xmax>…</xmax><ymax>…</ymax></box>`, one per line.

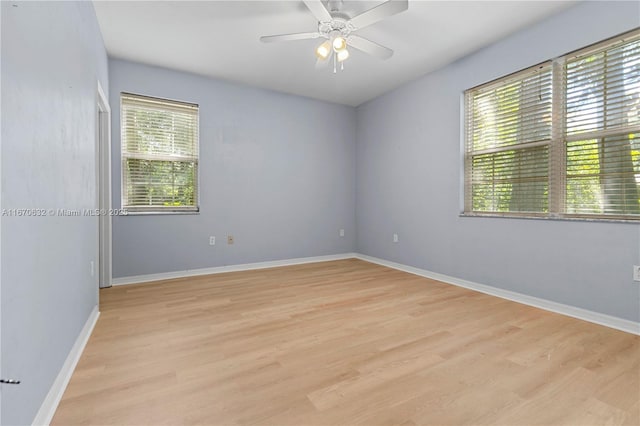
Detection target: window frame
<box><xmin>462</xmin><ymin>28</ymin><xmax>640</xmax><ymax>223</ymax></box>
<box><xmin>120</xmin><ymin>92</ymin><xmax>200</xmax><ymax>215</ymax></box>
<box><xmin>463</xmin><ymin>61</ymin><xmax>553</xmax><ymax>218</ymax></box>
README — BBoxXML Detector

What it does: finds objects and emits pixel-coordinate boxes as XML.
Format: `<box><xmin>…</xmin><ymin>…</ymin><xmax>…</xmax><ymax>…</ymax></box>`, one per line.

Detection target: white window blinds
<box><xmin>564</xmin><ymin>34</ymin><xmax>640</xmax><ymax>218</ymax></box>
<box><xmin>121</xmin><ymin>93</ymin><xmax>199</xmax><ymax>213</ymax></box>
<box><xmin>465</xmin><ymin>63</ymin><xmax>553</xmax><ymax>215</ymax></box>
<box><xmin>464</xmin><ymin>29</ymin><xmax>640</xmax><ymax>221</ymax></box>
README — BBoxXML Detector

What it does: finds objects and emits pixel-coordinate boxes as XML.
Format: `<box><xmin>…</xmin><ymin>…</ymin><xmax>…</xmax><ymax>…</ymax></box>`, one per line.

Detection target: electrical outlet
<box><xmin>393</xmin><ymin>233</ymin><xmax>399</xmax><ymax>243</ymax></box>
<box><xmin>634</xmin><ymin>265</ymin><xmax>640</xmax><ymax>282</ymax></box>
<box><xmin>339</xmin><ymin>229</ymin><xmax>345</xmax><ymax>237</ymax></box>
<box><xmin>227</xmin><ymin>235</ymin><xmax>234</xmax><ymax>245</ymax></box>
<box><xmin>90</xmin><ymin>261</ymin><xmax>95</xmax><ymax>277</ymax></box>
<box><xmin>209</xmin><ymin>236</ymin><xmax>215</xmax><ymax>246</ymax></box>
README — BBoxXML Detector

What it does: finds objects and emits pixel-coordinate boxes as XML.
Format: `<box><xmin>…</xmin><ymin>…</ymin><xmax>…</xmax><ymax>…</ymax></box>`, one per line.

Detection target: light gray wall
<box><xmin>110</xmin><ymin>60</ymin><xmax>356</xmax><ymax>278</ymax></box>
<box><xmin>356</xmin><ymin>1</ymin><xmax>640</xmax><ymax>322</ymax></box>
<box><xmin>1</xmin><ymin>1</ymin><xmax>108</xmax><ymax>424</ymax></box>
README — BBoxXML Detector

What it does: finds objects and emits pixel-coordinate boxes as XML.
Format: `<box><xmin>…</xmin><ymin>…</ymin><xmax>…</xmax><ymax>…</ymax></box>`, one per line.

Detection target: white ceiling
<box><xmin>93</xmin><ymin>0</ymin><xmax>576</xmax><ymax>106</ymax></box>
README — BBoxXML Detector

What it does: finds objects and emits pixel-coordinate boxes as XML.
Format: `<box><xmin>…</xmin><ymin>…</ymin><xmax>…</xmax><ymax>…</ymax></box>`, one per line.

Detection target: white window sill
<box><xmin>459</xmin><ymin>213</ymin><xmax>640</xmax><ymax>225</ymax></box>
<box><xmin>122</xmin><ymin>210</ymin><xmax>200</xmax><ymax>216</ymax></box>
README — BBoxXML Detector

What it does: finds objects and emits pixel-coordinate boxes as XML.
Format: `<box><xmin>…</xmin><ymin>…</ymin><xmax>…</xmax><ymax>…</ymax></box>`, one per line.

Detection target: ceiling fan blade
<box><xmin>303</xmin><ymin>0</ymin><xmax>333</xmax><ymax>22</ymax></box>
<box><xmin>348</xmin><ymin>0</ymin><xmax>408</xmax><ymax>30</ymax></box>
<box><xmin>260</xmin><ymin>32</ymin><xmax>322</xmax><ymax>43</ymax></box>
<box><xmin>347</xmin><ymin>35</ymin><xmax>394</xmax><ymax>60</ymax></box>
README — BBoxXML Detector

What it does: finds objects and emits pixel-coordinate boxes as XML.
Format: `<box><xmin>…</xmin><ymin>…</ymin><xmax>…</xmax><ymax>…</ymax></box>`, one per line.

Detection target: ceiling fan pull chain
<box><xmin>333</xmin><ymin>54</ymin><xmax>337</xmax><ymax>74</ymax></box>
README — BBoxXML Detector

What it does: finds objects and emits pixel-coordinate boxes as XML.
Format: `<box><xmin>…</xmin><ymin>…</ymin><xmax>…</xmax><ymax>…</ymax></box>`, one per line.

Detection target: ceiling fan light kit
<box><xmin>333</xmin><ymin>35</ymin><xmax>347</xmax><ymax>51</ymax></box>
<box><xmin>315</xmin><ymin>40</ymin><xmax>332</xmax><ymax>59</ymax></box>
<box><xmin>260</xmin><ymin>0</ymin><xmax>408</xmax><ymax>73</ymax></box>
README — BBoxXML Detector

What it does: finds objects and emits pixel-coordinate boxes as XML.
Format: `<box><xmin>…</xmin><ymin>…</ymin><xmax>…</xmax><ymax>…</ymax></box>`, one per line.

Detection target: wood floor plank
<box><xmin>52</xmin><ymin>259</ymin><xmax>640</xmax><ymax>425</ymax></box>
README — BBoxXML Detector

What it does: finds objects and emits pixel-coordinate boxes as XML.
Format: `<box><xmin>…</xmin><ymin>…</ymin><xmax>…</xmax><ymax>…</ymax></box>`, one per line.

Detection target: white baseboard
<box><xmin>111</xmin><ymin>253</ymin><xmax>359</xmax><ymax>286</ymax></box>
<box><xmin>354</xmin><ymin>253</ymin><xmax>640</xmax><ymax>336</ymax></box>
<box><xmin>32</xmin><ymin>305</ymin><xmax>100</xmax><ymax>426</ymax></box>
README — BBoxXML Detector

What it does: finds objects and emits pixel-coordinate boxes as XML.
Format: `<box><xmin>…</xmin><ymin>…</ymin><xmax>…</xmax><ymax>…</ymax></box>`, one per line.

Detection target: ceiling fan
<box><xmin>260</xmin><ymin>0</ymin><xmax>408</xmax><ymax>72</ymax></box>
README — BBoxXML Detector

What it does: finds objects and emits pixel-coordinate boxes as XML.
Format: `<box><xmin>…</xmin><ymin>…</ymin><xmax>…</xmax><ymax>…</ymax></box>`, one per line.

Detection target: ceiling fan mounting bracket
<box><xmin>318</xmin><ymin>18</ymin><xmax>352</xmax><ymax>39</ymax></box>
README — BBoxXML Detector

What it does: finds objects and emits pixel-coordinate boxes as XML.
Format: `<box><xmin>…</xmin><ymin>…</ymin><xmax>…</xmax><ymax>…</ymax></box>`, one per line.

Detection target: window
<box><xmin>464</xmin><ymin>29</ymin><xmax>640</xmax><ymax>221</ymax></box>
<box><xmin>121</xmin><ymin>93</ymin><xmax>199</xmax><ymax>213</ymax></box>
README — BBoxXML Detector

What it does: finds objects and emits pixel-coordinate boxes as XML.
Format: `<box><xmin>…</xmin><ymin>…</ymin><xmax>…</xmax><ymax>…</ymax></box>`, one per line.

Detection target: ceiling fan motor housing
<box><xmin>318</xmin><ymin>18</ymin><xmax>353</xmax><ymax>40</ymax></box>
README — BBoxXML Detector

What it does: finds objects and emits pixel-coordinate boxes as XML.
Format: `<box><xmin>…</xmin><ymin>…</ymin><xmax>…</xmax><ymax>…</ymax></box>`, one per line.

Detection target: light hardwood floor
<box><xmin>52</xmin><ymin>259</ymin><xmax>640</xmax><ymax>425</ymax></box>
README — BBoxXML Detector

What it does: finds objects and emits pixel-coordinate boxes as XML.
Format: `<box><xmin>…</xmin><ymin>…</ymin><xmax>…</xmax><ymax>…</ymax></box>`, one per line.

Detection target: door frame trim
<box><xmin>96</xmin><ymin>81</ymin><xmax>112</xmax><ymax>289</ymax></box>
